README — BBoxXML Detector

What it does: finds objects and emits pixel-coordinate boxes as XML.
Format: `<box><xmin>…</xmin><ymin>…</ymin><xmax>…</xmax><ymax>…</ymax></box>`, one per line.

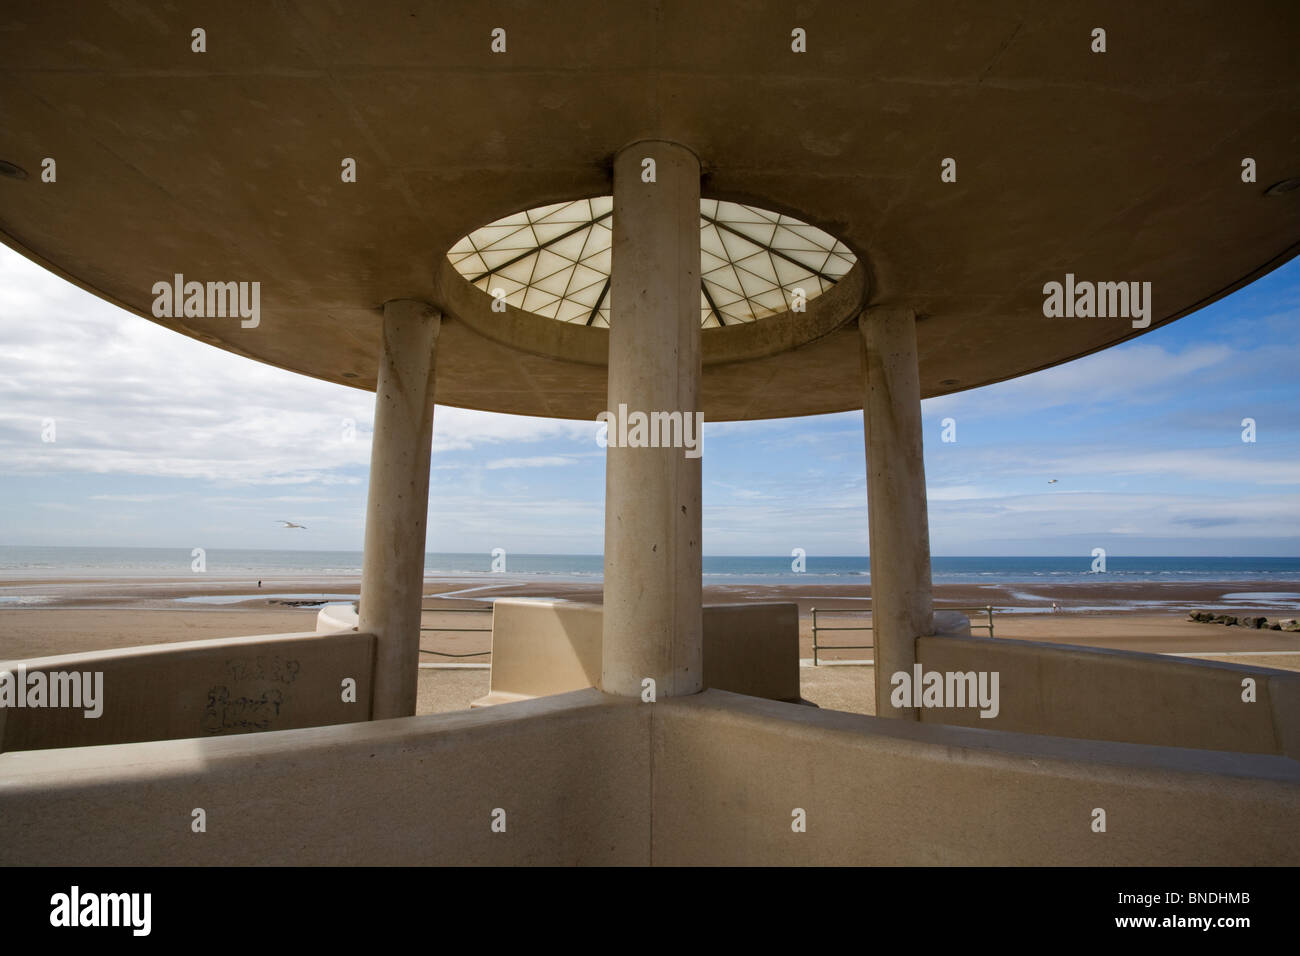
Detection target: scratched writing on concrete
<box><xmin>201</xmin><ymin>686</ymin><xmax>285</xmax><ymax>734</ymax></box>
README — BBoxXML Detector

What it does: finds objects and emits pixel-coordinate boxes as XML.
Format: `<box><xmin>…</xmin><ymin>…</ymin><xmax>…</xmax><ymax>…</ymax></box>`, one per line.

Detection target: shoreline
<box><xmin>2</xmin><ymin>575</ymin><xmax>1299</xmax><ymax>615</ymax></box>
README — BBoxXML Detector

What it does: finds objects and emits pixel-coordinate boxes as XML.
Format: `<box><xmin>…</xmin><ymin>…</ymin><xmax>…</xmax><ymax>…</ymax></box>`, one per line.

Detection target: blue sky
<box><xmin>1</xmin><ymin>245</ymin><xmax>1297</xmax><ymax>556</ymax></box>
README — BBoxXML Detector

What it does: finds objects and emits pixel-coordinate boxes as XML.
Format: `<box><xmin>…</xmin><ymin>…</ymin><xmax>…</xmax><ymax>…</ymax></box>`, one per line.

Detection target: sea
<box><xmin>1</xmin><ymin>546</ymin><xmax>1298</xmax><ymax>586</ymax></box>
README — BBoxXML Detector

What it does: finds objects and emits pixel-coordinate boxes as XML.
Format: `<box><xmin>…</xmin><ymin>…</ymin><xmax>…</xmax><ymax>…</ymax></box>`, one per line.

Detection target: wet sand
<box><xmin>4</xmin><ymin>573</ymin><xmax>1299</xmax><ymax>615</ymax></box>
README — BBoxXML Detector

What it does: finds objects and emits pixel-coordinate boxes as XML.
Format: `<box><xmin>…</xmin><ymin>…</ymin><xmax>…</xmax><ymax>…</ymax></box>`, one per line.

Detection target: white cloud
<box><xmin>87</xmin><ymin>493</ymin><xmax>180</xmax><ymax>503</ymax></box>
<box><xmin>924</xmin><ymin>342</ymin><xmax>1234</xmax><ymax>417</ymax></box>
<box><xmin>1041</xmin><ymin>448</ymin><xmax>1300</xmax><ymax>485</ymax></box>
<box><xmin>0</xmin><ymin>247</ymin><xmax>599</xmax><ymax>483</ymax></box>
<box><xmin>3</xmin><ymin>243</ymin><xmax>1298</xmax><ymax>555</ymax></box>
<box><xmin>485</xmin><ymin>456</ymin><xmax>580</xmax><ymax>470</ymax></box>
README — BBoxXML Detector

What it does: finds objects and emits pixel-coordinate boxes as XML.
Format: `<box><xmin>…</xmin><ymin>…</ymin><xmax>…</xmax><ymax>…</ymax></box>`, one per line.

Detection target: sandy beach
<box><xmin>3</xmin><ymin>574</ymin><xmax>1298</xmax><ymax>716</ymax></box>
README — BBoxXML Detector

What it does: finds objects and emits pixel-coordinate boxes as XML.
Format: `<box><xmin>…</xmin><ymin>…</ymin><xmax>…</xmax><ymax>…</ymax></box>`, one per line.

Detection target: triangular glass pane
<box><xmin>497</xmin><ymin>258</ymin><xmax>539</xmax><ymax>284</ymax></box>
<box><xmin>772</xmin><ymin>256</ymin><xmax>812</xmax><ymax>287</ymax></box>
<box><xmin>781</xmin><ymin>222</ymin><xmax>838</xmax><ymax>244</ymax></box>
<box><xmin>701</xmin><ymin>249</ymin><xmax>729</xmax><ymax>273</ymax></box>
<box><xmin>700</xmin><ymin>226</ymin><xmax>728</xmax><ymax>261</ymax></box>
<box><xmin>704</xmin><ymin>267</ymin><xmax>744</xmax><ymax>300</ymax></box>
<box><xmin>718</xmin><ymin>228</ymin><xmax>765</xmax><ymax>263</ymax></box>
<box><xmin>579</xmin><ymin>247</ymin><xmax>612</xmax><ymax>273</ymax></box>
<box><xmin>522</xmin><ymin>288</ymin><xmax>558</xmax><ymax>313</ymax></box>
<box><xmin>533</xmin><ymin>249</ymin><xmax>573</xmax><ymax>280</ymax></box>
<box><xmin>735</xmin><ymin>250</ymin><xmax>778</xmax><ymax>282</ymax></box>
<box><xmin>568</xmin><ymin>264</ymin><xmax>606</xmax><ymax>293</ymax></box>
<box><xmin>555</xmin><ymin>299</ymin><xmax>590</xmax><ymax>323</ymax></box>
<box><xmin>532</xmin><ymin>221</ymin><xmax>583</xmax><ymax>244</ymax></box>
<box><xmin>474</xmin><ymin>223</ymin><xmax>534</xmax><ymax>248</ymax></box>
<box><xmin>533</xmin><ymin>267</ymin><xmax>575</xmax><ymax>297</ymax></box>
<box><xmin>568</xmin><ymin>279</ymin><xmax>607</xmax><ymax>307</ymax></box>
<box><xmin>774</xmin><ymin>248</ymin><xmax>830</xmax><ymax>274</ymax></box>
<box><xmin>825</xmin><ymin>253</ymin><xmax>855</xmax><ymax>275</ymax></box>
<box><xmin>533</xmin><ymin>298</ymin><xmax>562</xmax><ymax>318</ymax></box>
<box><xmin>735</xmin><ymin>266</ymin><xmax>772</xmax><ymax>299</ymax></box>
<box><xmin>475</xmin><ymin>275</ymin><xmax>523</xmax><ymax>298</ymax></box>
<box><xmin>769</xmin><ymin>225</ymin><xmax>827</xmax><ymax>253</ymax></box>
<box><xmin>546</xmin><ymin>230</ymin><xmax>591</xmax><ymax>262</ymax></box>
<box><xmin>716</xmin><ymin>201</ymin><xmax>775</xmax><ymax>225</ymax></box>
<box><xmin>526</xmin><ymin>201</ymin><xmax>571</xmax><ymax>222</ymax></box>
<box><xmin>451</xmin><ymin>252</ymin><xmax>488</xmax><ymax>277</ymax></box>
<box><xmin>478</xmin><ymin>247</ymin><xmax>525</xmax><ymax>271</ymax></box>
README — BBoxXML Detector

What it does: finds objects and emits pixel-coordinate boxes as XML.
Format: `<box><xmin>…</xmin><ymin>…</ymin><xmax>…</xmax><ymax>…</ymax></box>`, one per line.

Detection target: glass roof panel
<box><xmin>450</xmin><ymin>197</ymin><xmax>854</xmax><ymax>326</ymax></box>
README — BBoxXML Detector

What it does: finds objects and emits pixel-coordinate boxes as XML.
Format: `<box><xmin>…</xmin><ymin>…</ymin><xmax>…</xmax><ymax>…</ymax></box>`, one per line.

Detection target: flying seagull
<box><xmin>278</xmin><ymin>520</ymin><xmax>307</xmax><ymax>529</ymax></box>
<box><xmin>1047</xmin><ymin>479</ymin><xmax>1058</xmax><ymax>484</ymax></box>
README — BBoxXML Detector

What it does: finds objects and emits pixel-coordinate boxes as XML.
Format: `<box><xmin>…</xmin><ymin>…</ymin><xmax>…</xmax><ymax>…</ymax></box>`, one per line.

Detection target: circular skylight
<box><xmin>447</xmin><ymin>197</ymin><xmax>856</xmax><ymax>328</ymax></box>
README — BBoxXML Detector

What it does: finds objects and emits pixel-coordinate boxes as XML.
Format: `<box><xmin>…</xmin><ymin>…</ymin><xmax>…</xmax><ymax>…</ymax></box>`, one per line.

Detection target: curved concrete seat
<box><xmin>472</xmin><ymin>691</ymin><xmax>537</xmax><ymax>707</ymax></box>
<box><xmin>471</xmin><ymin>599</ymin><xmax>802</xmax><ymax>706</ymax></box>
<box><xmin>916</xmin><ymin>631</ymin><xmax>1300</xmax><ymax>757</ymax></box>
<box><xmin>1</xmin><ymin>688</ymin><xmax>1295</xmax><ymax>866</ymax></box>
<box><xmin>0</xmin><ymin>630</ymin><xmax>375</xmax><ymax>753</ymax></box>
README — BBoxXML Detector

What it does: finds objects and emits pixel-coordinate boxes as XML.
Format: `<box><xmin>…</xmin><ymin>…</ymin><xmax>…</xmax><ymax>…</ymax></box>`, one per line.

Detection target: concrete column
<box><xmin>860</xmin><ymin>309</ymin><xmax>933</xmax><ymax>719</ymax></box>
<box><xmin>601</xmin><ymin>140</ymin><xmax>703</xmax><ymax>698</ymax></box>
<box><xmin>360</xmin><ymin>299</ymin><xmax>441</xmax><ymax>719</ymax></box>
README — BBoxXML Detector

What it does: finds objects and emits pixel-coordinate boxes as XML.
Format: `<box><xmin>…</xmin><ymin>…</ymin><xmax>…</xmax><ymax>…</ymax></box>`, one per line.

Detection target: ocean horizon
<box><xmin>1</xmin><ymin>545</ymin><xmax>1298</xmax><ymax>586</ymax></box>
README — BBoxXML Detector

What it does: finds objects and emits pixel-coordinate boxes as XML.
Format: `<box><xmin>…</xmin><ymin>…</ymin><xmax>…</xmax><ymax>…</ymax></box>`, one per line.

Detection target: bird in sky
<box><xmin>278</xmin><ymin>520</ymin><xmax>307</xmax><ymax>529</ymax></box>
<box><xmin>1047</xmin><ymin>479</ymin><xmax>1058</xmax><ymax>484</ymax></box>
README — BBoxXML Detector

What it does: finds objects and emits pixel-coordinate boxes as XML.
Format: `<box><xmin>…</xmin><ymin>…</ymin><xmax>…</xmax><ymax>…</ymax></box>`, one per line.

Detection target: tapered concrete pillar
<box><xmin>360</xmin><ymin>299</ymin><xmax>441</xmax><ymax>719</ymax></box>
<box><xmin>860</xmin><ymin>309</ymin><xmax>933</xmax><ymax>719</ymax></box>
<box><xmin>601</xmin><ymin>141</ymin><xmax>703</xmax><ymax>698</ymax></box>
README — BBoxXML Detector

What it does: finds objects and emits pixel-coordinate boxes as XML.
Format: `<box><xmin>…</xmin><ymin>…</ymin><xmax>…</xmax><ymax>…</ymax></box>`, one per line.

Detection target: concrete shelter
<box><xmin>1</xmin><ymin>2</ymin><xmax>1298</xmax><ymax>865</ymax></box>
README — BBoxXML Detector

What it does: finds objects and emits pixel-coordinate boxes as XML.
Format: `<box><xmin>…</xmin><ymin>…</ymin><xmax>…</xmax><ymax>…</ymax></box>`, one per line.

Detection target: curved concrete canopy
<box><xmin>0</xmin><ymin>2</ymin><xmax>1297</xmax><ymax>421</ymax></box>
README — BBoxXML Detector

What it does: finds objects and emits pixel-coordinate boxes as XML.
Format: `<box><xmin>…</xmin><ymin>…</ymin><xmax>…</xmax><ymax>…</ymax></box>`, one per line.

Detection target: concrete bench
<box><xmin>0</xmin><ymin>630</ymin><xmax>375</xmax><ymax>753</ymax></box>
<box><xmin>471</xmin><ymin>599</ymin><xmax>801</xmax><ymax>706</ymax></box>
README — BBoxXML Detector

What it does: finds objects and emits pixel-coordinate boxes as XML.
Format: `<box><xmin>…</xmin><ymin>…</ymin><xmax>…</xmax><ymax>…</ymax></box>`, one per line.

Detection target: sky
<box><xmin>1</xmin><ymin>245</ymin><xmax>1297</xmax><ymax>557</ymax></box>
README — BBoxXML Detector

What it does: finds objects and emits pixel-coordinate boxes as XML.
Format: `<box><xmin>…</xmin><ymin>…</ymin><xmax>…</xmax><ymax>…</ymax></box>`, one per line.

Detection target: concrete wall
<box><xmin>479</xmin><ymin>600</ymin><xmax>603</xmax><ymax>706</ymax></box>
<box><xmin>0</xmin><ymin>690</ymin><xmax>649</xmax><ymax>866</ymax></box>
<box><xmin>474</xmin><ymin>599</ymin><xmax>799</xmax><ymax>706</ymax></box>
<box><xmin>650</xmin><ymin>691</ymin><xmax>1300</xmax><ymax>866</ymax></box>
<box><xmin>2</xmin><ymin>688</ymin><xmax>1295</xmax><ymax>866</ymax></box>
<box><xmin>0</xmin><ymin>631</ymin><xmax>374</xmax><ymax>753</ymax></box>
<box><xmin>702</xmin><ymin>603</ymin><xmax>800</xmax><ymax>703</ymax></box>
<box><xmin>914</xmin><ymin>633</ymin><xmax>1300</xmax><ymax>757</ymax></box>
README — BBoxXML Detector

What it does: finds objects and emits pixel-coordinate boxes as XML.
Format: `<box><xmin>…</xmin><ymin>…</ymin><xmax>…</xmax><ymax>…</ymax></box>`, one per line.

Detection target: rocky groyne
<box><xmin>1187</xmin><ymin>611</ymin><xmax>1300</xmax><ymax>631</ymax></box>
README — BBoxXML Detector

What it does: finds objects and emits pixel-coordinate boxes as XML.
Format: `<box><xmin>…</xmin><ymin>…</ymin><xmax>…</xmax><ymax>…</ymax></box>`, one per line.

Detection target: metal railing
<box><xmin>810</xmin><ymin>608</ymin><xmax>872</xmax><ymax>666</ymax></box>
<box><xmin>418</xmin><ymin>605</ymin><xmax>493</xmax><ymax>659</ymax></box>
<box><xmin>810</xmin><ymin>604</ymin><xmax>998</xmax><ymax>666</ymax></box>
<box><xmin>951</xmin><ymin>605</ymin><xmax>997</xmax><ymax>639</ymax></box>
